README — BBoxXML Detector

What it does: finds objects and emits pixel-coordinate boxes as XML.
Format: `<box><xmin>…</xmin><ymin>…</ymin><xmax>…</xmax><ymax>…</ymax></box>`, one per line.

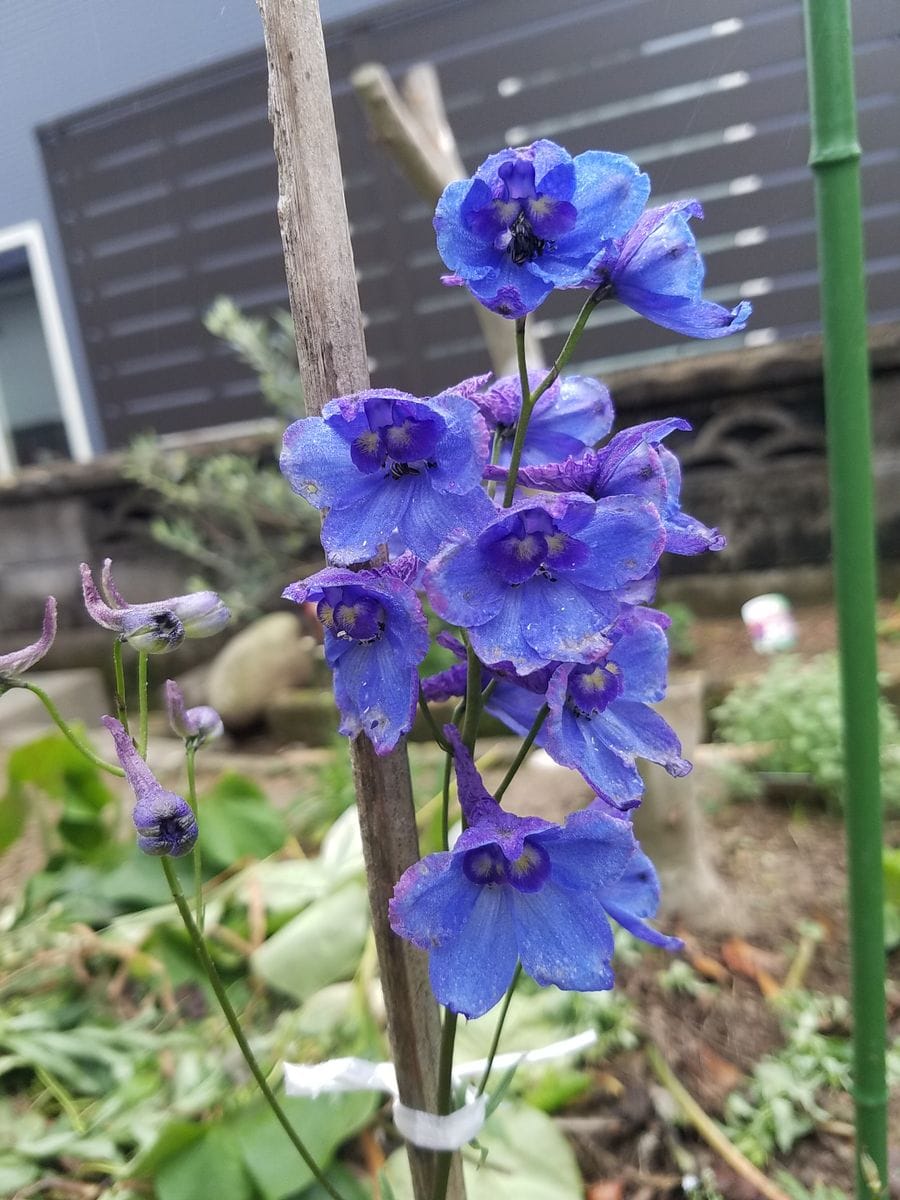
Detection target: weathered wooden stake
<box><xmin>255</xmin><ymin>2</ymin><xmax>463</xmax><ymax>1196</ymax></box>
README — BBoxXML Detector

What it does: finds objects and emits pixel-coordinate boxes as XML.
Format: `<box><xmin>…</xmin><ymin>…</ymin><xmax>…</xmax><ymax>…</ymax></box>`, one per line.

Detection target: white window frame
<box><xmin>0</xmin><ymin>220</ymin><xmax>93</xmax><ymax>476</ymax></box>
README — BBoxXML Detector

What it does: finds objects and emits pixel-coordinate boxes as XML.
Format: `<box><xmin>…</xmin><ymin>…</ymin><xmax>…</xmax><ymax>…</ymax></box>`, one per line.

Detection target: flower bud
<box><xmin>0</xmin><ymin>597</ymin><xmax>57</xmax><ymax>682</ymax></box>
<box><xmin>102</xmin><ymin>715</ymin><xmax>198</xmax><ymax>857</ymax></box>
<box><xmin>165</xmin><ymin>680</ymin><xmax>224</xmax><ymax>746</ymax></box>
<box><xmin>120</xmin><ymin>609</ymin><xmax>185</xmax><ymax>655</ymax></box>
<box><xmin>81</xmin><ymin>561</ymin><xmax>230</xmax><ymax>649</ymax></box>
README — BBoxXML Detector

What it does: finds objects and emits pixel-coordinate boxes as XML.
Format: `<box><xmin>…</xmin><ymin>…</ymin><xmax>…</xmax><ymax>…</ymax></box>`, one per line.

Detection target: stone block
<box><xmin>0</xmin><ymin>668</ymin><xmax>108</xmax><ymax>746</ymax></box>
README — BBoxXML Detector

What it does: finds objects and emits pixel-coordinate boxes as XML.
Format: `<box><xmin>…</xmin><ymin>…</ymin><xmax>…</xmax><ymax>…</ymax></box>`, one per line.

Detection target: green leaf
<box><xmin>0</xmin><ymin>1153</ymin><xmax>40</xmax><ymax>1193</ymax></box>
<box><xmin>383</xmin><ymin>1101</ymin><xmax>582</xmax><ymax>1200</ymax></box>
<box><xmin>252</xmin><ymin>882</ymin><xmax>369</xmax><ymax>1003</ymax></box>
<box><xmin>0</xmin><ymin>783</ymin><xmax>26</xmax><ymax>852</ymax></box>
<box><xmin>156</xmin><ymin>1123</ymin><xmax>255</xmax><ymax>1200</ymax></box>
<box><xmin>199</xmin><ymin>773</ymin><xmax>287</xmax><ymax>870</ymax></box>
<box><xmin>299</xmin><ymin>1162</ymin><xmax>370</xmax><ymax>1200</ymax></box>
<box><xmin>2</xmin><ymin>731</ymin><xmax>114</xmax><ymax>857</ymax></box>
<box><xmin>230</xmin><ymin>1092</ymin><xmax>377</xmax><ymax>1200</ymax></box>
<box><xmin>128</xmin><ymin>1119</ymin><xmax>208</xmax><ymax>1178</ymax></box>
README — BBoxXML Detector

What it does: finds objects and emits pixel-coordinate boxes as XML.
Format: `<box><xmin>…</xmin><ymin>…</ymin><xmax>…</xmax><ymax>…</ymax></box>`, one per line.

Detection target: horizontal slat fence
<box><xmin>39</xmin><ymin>0</ymin><xmax>899</xmax><ymax>447</ymax></box>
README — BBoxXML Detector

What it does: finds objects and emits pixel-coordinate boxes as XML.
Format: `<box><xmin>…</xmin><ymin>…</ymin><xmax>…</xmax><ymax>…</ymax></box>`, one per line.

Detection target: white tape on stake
<box><xmin>283</xmin><ymin>1028</ymin><xmax>597</xmax><ymax>1152</ymax></box>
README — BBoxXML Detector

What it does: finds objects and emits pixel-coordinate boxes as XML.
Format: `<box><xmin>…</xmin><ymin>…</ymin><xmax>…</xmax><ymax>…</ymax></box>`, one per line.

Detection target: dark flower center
<box><xmin>508</xmin><ymin>210</ymin><xmax>546</xmax><ymax>266</ymax></box>
<box><xmin>566</xmin><ymin>661</ymin><xmax>624</xmax><ymax>718</ymax></box>
<box><xmin>318</xmin><ymin>586</ymin><xmax>386</xmax><ymax>644</ymax></box>
<box><xmin>480</xmin><ymin>507</ymin><xmax>589</xmax><ymax>585</ymax></box>
<box><xmin>349</xmin><ymin>396</ymin><xmax>443</xmax><ymax>476</ymax></box>
<box><xmin>462</xmin><ymin>838</ymin><xmax>550</xmax><ymax>892</ymax></box>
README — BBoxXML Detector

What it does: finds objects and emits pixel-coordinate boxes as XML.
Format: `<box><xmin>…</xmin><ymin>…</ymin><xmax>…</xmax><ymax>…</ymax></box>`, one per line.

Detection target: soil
<box><xmin>567</xmin><ymin>796</ymin><xmax>900</xmax><ymax>1198</ymax></box>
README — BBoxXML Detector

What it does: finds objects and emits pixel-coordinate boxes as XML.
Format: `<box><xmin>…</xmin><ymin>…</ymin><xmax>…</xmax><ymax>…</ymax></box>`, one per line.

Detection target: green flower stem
<box><xmin>431</xmin><ymin>1008</ymin><xmax>460</xmax><ymax>1200</ymax></box>
<box><xmin>418</xmin><ymin>685</ymin><xmax>451</xmax><ymax>752</ymax></box>
<box><xmin>494</xmin><ymin>704</ymin><xmax>549</xmax><ymax>802</ymax></box>
<box><xmin>460</xmin><ymin>643</ymin><xmax>483</xmax><ymax>755</ymax></box>
<box><xmin>184</xmin><ymin>743</ymin><xmax>204</xmax><ymax>930</ymax></box>
<box><xmin>502</xmin><ymin>286</ymin><xmax>610</xmax><ymax>507</ymax></box>
<box><xmin>137</xmin><ymin>651</ymin><xmax>150</xmax><ymax>759</ymax></box>
<box><xmin>440</xmin><ymin>751</ymin><xmax>454</xmax><ymax>853</ymax></box>
<box><xmin>529</xmin><ymin>284</ymin><xmax>610</xmax><ymax>409</ymax></box>
<box><xmin>502</xmin><ymin>318</ymin><xmax>533</xmax><ymax>508</ymax></box>
<box><xmin>475</xmin><ymin>963</ymin><xmax>523</xmax><ymax>1096</ymax></box>
<box><xmin>112</xmin><ymin>639</ymin><xmax>129</xmax><ymax>732</ymax></box>
<box><xmin>20</xmin><ymin>682</ymin><xmax>124</xmax><ymax>777</ymax></box>
<box><xmin>160</xmin><ymin>856</ymin><xmax>347</xmax><ymax>1200</ymax></box>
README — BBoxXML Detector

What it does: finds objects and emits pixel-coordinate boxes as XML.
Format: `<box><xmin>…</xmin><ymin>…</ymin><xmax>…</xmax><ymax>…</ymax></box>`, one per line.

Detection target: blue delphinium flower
<box><xmin>487</xmin><ymin>418</ymin><xmax>725</xmax><ymax>556</ymax></box>
<box><xmin>465</xmin><ymin>370</ymin><xmax>613</xmax><ymax>467</ymax></box>
<box><xmin>423</xmin><ymin>613</ymin><xmax>688</xmax><ymax>810</ymax></box>
<box><xmin>165</xmin><ymin>680</ymin><xmax>224</xmax><ymax>747</ymax></box>
<box><xmin>542</xmin><ymin>611</ymin><xmax>691</xmax><ymax>806</ymax></box>
<box><xmin>424</xmin><ymin>493</ymin><xmax>664</xmax><ymax>673</ymax></box>
<box><xmin>103</xmin><ymin>716</ymin><xmax>198</xmax><ymax>857</ymax></box>
<box><xmin>280</xmin><ymin>387</ymin><xmax>494</xmax><ymax>565</ymax></box>
<box><xmin>584</xmin><ymin>200</ymin><xmax>752</xmax><ymax>338</ymax></box>
<box><xmin>435</xmin><ymin>140</ymin><xmax>649</xmax><ymax>318</ymax></box>
<box><xmin>283</xmin><ymin>556</ymin><xmax>428</xmax><ymax>754</ymax></box>
<box><xmin>81</xmin><ymin>561</ymin><xmax>230</xmax><ymax>653</ymax></box>
<box><xmin>0</xmin><ymin>597</ymin><xmax>56</xmax><ymax>685</ymax></box>
<box><xmin>389</xmin><ymin>727</ymin><xmax>678</xmax><ymax>1017</ymax></box>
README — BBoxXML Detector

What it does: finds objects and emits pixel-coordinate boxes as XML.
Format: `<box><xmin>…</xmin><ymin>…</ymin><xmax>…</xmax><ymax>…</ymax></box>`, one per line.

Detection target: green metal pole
<box><xmin>802</xmin><ymin>3</ymin><xmax>887</xmax><ymax>1193</ymax></box>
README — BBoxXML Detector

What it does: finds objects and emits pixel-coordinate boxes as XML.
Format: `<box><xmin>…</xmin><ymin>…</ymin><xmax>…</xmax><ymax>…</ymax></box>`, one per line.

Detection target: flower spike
<box><xmin>0</xmin><ymin>597</ymin><xmax>57</xmax><ymax>682</ymax></box>
<box><xmin>102</xmin><ymin>715</ymin><xmax>198</xmax><ymax>857</ymax></box>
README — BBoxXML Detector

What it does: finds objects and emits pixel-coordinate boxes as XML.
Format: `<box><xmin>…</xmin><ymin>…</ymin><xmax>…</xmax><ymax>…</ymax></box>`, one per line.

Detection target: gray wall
<box><xmin>0</xmin><ymin>0</ymin><xmax>379</xmax><ymax>454</ymax></box>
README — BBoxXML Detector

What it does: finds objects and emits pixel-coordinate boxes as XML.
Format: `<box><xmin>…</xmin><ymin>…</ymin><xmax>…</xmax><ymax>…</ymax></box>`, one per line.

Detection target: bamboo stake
<box><xmin>255</xmin><ymin>4</ymin><xmax>463</xmax><ymax>1196</ymax></box>
<box><xmin>801</xmin><ymin>3</ymin><xmax>888</xmax><ymax>1193</ymax></box>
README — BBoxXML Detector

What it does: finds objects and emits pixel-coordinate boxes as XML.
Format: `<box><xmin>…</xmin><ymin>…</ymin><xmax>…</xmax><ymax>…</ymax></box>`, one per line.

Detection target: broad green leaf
<box><xmin>252</xmin><ymin>882</ymin><xmax>369</xmax><ymax>1003</ymax></box>
<box><xmin>127</xmin><ymin>1119</ymin><xmax>208</xmax><ymax>1178</ymax></box>
<box><xmin>199</xmin><ymin>772</ymin><xmax>287</xmax><ymax>870</ymax></box>
<box><xmin>0</xmin><ymin>783</ymin><xmax>26</xmax><ymax>852</ymax></box>
<box><xmin>156</xmin><ymin>1123</ymin><xmax>254</xmax><ymax>1200</ymax></box>
<box><xmin>384</xmin><ymin>1101</ymin><xmax>582</xmax><ymax>1200</ymax></box>
<box><xmin>3</xmin><ymin>731</ymin><xmax>113</xmax><ymax>857</ymax></box>
<box><xmin>301</xmin><ymin>1162</ymin><xmax>371</xmax><ymax>1200</ymax></box>
<box><xmin>230</xmin><ymin>1092</ymin><xmax>377</xmax><ymax>1200</ymax></box>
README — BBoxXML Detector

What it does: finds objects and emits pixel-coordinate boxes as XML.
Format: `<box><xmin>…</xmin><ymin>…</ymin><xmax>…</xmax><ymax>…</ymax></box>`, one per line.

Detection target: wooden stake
<box><xmin>256</xmin><ymin>3</ymin><xmax>464</xmax><ymax>1196</ymax></box>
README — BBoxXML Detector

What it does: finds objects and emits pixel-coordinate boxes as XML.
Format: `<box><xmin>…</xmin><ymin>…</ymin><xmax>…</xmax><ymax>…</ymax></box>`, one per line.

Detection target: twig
<box><xmin>646</xmin><ymin>1042</ymin><xmax>793</xmax><ymax>1200</ymax></box>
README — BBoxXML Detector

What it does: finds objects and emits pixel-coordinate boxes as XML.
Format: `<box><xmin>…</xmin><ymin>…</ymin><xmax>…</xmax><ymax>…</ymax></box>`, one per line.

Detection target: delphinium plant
<box><xmin>0</xmin><ymin>134</ymin><xmax>749</xmax><ymax>1200</ymax></box>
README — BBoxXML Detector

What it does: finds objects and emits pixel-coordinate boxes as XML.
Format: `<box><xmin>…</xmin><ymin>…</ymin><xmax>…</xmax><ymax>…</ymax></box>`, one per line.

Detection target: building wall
<box><xmin>0</xmin><ymin>0</ymin><xmax>379</xmax><ymax>453</ymax></box>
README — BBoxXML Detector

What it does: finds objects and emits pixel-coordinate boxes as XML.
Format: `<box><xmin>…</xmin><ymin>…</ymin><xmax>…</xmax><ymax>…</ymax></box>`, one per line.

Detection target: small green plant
<box><xmin>712</xmin><ymin>654</ymin><xmax>900</xmax><ymax>810</ymax></box>
<box><xmin>657</xmin><ymin>959</ymin><xmax>716</xmax><ymax>999</ymax></box>
<box><xmin>125</xmin><ymin>300</ymin><xmax>319</xmax><ymax>619</ymax></box>
<box><xmin>659</xmin><ymin>600</ymin><xmax>697</xmax><ymax>661</ymax></box>
<box><xmin>724</xmin><ymin>989</ymin><xmax>900</xmax><ymax>1166</ymax></box>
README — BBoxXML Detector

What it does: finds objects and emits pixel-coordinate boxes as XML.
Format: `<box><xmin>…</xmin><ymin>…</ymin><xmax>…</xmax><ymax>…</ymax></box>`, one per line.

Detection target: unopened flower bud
<box><xmin>165</xmin><ymin>680</ymin><xmax>224</xmax><ymax>746</ymax></box>
<box><xmin>81</xmin><ymin>561</ymin><xmax>230</xmax><ymax>651</ymax></box>
<box><xmin>102</xmin><ymin>715</ymin><xmax>198</xmax><ymax>857</ymax></box>
<box><xmin>120</xmin><ymin>609</ymin><xmax>185</xmax><ymax>655</ymax></box>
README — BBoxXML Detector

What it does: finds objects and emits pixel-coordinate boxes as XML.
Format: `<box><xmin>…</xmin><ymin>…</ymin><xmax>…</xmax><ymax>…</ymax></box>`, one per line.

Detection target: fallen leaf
<box><xmin>721</xmin><ymin>937</ymin><xmax>781</xmax><ymax>997</ymax></box>
<box><xmin>586</xmin><ymin>1180</ymin><xmax>624</xmax><ymax>1200</ymax></box>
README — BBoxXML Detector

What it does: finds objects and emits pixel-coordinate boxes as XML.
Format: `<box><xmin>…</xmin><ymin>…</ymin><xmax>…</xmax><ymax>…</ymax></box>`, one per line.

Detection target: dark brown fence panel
<box><xmin>40</xmin><ymin>0</ymin><xmax>900</xmax><ymax>447</ymax></box>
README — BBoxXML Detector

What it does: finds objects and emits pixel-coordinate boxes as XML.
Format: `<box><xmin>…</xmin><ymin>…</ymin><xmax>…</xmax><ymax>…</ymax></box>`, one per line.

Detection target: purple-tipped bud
<box><xmin>100</xmin><ymin>558</ymin><xmax>129</xmax><ymax>606</ymax></box>
<box><xmin>0</xmin><ymin>597</ymin><xmax>57</xmax><ymax>682</ymax></box>
<box><xmin>102</xmin><ymin>715</ymin><xmax>198</xmax><ymax>857</ymax></box>
<box><xmin>81</xmin><ymin>561</ymin><xmax>230</xmax><ymax>652</ymax></box>
<box><xmin>165</xmin><ymin>680</ymin><xmax>224</xmax><ymax>746</ymax></box>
